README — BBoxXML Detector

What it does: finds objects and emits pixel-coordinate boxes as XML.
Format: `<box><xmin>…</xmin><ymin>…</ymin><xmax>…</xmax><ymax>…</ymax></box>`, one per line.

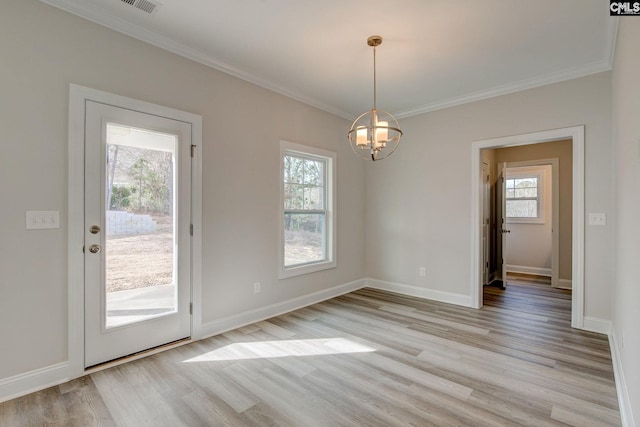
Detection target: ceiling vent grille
<box><xmin>120</xmin><ymin>0</ymin><xmax>160</xmax><ymax>15</ymax></box>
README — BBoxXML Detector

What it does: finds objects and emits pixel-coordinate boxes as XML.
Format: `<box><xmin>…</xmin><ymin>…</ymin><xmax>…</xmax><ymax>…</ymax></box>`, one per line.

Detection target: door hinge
<box><xmin>190</xmin><ymin>224</ymin><xmax>193</xmax><ymax>236</ymax></box>
<box><xmin>191</xmin><ymin>144</ymin><xmax>196</xmax><ymax>157</ymax></box>
<box><xmin>189</xmin><ymin>303</ymin><xmax>193</xmax><ymax>315</ymax></box>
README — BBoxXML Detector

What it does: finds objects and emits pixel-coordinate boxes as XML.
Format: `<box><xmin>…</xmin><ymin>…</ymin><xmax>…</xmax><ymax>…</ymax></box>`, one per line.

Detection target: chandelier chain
<box><xmin>373</xmin><ymin>45</ymin><xmax>377</xmax><ymax>110</ymax></box>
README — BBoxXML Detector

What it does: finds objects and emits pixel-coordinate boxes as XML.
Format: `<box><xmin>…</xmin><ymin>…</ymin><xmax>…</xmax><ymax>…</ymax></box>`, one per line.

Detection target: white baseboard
<box><xmin>557</xmin><ymin>278</ymin><xmax>573</xmax><ymax>289</ymax></box>
<box><xmin>506</xmin><ymin>264</ymin><xmax>551</xmax><ymax>277</ymax></box>
<box><xmin>609</xmin><ymin>328</ymin><xmax>636</xmax><ymax>427</ymax></box>
<box><xmin>365</xmin><ymin>278</ymin><xmax>472</xmax><ymax>307</ymax></box>
<box><xmin>0</xmin><ymin>279</ymin><xmax>366</xmax><ymax>403</ymax></box>
<box><xmin>199</xmin><ymin>278</ymin><xmax>367</xmax><ymax>339</ymax></box>
<box><xmin>582</xmin><ymin>316</ymin><xmax>612</xmax><ymax>335</ymax></box>
<box><xmin>0</xmin><ymin>362</ymin><xmax>69</xmax><ymax>403</ymax></box>
<box><xmin>3</xmin><ymin>278</ymin><xmax>616</xmax><ymax>416</ymax></box>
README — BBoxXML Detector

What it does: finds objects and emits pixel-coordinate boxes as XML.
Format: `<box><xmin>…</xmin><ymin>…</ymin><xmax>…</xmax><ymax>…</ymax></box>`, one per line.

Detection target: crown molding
<box><xmin>605</xmin><ymin>16</ymin><xmax>620</xmax><ymax>68</ymax></box>
<box><xmin>39</xmin><ymin>0</ymin><xmax>353</xmax><ymax>120</ymax></box>
<box><xmin>396</xmin><ymin>17</ymin><xmax>619</xmax><ymax>119</ymax></box>
<box><xmin>395</xmin><ymin>59</ymin><xmax>612</xmax><ymax>119</ymax></box>
<box><xmin>40</xmin><ymin>0</ymin><xmax>618</xmax><ymax>122</ymax></box>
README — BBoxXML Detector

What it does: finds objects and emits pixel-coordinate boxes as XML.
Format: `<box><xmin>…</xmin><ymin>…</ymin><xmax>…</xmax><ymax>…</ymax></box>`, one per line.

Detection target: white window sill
<box><xmin>279</xmin><ymin>260</ymin><xmax>336</xmax><ymax>279</ymax></box>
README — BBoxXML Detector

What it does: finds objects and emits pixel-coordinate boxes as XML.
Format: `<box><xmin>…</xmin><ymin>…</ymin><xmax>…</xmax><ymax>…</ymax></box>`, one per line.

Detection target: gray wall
<box><xmin>1</xmin><ymin>3</ymin><xmax>630</xmax><ymax>416</ymax></box>
<box><xmin>612</xmin><ymin>18</ymin><xmax>640</xmax><ymax>424</ymax></box>
<box><xmin>0</xmin><ymin>0</ymin><xmax>366</xmax><ymax>380</ymax></box>
<box><xmin>365</xmin><ymin>72</ymin><xmax>613</xmax><ymax>320</ymax></box>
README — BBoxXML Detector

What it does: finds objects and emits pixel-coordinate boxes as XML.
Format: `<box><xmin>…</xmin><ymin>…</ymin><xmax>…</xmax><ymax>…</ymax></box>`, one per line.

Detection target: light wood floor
<box><xmin>1</xmin><ymin>282</ymin><xmax>621</xmax><ymax>426</ymax></box>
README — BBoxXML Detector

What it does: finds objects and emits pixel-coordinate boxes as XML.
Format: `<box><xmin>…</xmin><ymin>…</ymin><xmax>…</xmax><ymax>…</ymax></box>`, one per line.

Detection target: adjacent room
<box><xmin>1</xmin><ymin>1</ymin><xmax>638</xmax><ymax>425</ymax></box>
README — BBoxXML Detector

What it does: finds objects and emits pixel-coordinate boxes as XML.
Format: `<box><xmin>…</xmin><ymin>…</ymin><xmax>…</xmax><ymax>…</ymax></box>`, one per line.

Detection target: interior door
<box><xmin>498</xmin><ymin>162</ymin><xmax>510</xmax><ymax>286</ymax></box>
<box><xmin>482</xmin><ymin>162</ymin><xmax>490</xmax><ymax>285</ymax></box>
<box><xmin>84</xmin><ymin>101</ymin><xmax>192</xmax><ymax>368</ymax></box>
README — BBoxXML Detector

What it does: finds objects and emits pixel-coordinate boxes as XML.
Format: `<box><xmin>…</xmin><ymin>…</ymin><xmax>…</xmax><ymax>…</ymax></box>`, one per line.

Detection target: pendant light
<box><xmin>347</xmin><ymin>35</ymin><xmax>402</xmax><ymax>161</ymax></box>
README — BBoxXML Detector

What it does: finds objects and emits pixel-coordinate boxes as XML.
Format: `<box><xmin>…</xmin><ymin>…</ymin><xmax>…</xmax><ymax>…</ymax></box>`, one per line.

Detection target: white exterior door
<box><xmin>84</xmin><ymin>101</ymin><xmax>192</xmax><ymax>367</ymax></box>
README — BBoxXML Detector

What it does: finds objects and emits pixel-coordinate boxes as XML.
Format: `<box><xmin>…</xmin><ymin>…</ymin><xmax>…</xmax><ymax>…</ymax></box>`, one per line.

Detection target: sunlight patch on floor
<box><xmin>183</xmin><ymin>338</ymin><xmax>376</xmax><ymax>362</ymax></box>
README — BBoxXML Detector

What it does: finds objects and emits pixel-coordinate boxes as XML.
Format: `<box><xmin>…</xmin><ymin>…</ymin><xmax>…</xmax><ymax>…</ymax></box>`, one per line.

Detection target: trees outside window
<box><xmin>506</xmin><ymin>176</ymin><xmax>539</xmax><ymax>218</ymax></box>
<box><xmin>280</xmin><ymin>141</ymin><xmax>336</xmax><ymax>278</ymax></box>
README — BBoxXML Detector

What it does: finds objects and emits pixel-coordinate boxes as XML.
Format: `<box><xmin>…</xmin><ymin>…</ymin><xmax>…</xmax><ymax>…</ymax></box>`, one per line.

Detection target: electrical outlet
<box><xmin>419</xmin><ymin>267</ymin><xmax>426</xmax><ymax>277</ymax></box>
<box><xmin>26</xmin><ymin>211</ymin><xmax>60</xmax><ymax>229</ymax></box>
<box><xmin>588</xmin><ymin>213</ymin><xmax>606</xmax><ymax>226</ymax></box>
<box><xmin>254</xmin><ymin>282</ymin><xmax>261</xmax><ymax>294</ymax></box>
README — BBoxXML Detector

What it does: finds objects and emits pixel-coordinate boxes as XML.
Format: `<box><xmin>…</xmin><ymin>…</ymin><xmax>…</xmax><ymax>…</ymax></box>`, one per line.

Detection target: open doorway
<box><xmin>484</xmin><ymin>140</ymin><xmax>572</xmax><ymax>291</ymax></box>
<box><xmin>471</xmin><ymin>126</ymin><xmax>585</xmax><ymax>329</ymax></box>
<box><xmin>499</xmin><ymin>162</ymin><xmax>556</xmax><ymax>288</ymax></box>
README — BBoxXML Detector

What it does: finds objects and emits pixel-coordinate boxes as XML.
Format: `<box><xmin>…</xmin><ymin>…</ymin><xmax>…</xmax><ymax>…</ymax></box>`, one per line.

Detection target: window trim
<box><xmin>505</xmin><ymin>167</ymin><xmax>545</xmax><ymax>224</ymax></box>
<box><xmin>279</xmin><ymin>140</ymin><xmax>336</xmax><ymax>279</ymax></box>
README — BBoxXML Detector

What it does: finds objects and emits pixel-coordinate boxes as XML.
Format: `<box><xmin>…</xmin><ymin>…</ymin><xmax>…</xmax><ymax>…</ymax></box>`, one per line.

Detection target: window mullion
<box><xmin>301</xmin><ymin>161</ymin><xmax>306</xmax><ymax>210</ymax></box>
<box><xmin>284</xmin><ymin>209</ymin><xmax>326</xmax><ymax>215</ymax></box>
<box><xmin>507</xmin><ymin>197</ymin><xmax>540</xmax><ymax>200</ymax></box>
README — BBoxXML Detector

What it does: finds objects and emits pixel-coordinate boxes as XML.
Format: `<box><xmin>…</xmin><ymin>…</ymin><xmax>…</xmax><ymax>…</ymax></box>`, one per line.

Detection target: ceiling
<box><xmin>41</xmin><ymin>0</ymin><xmax>618</xmax><ymax>119</ymax></box>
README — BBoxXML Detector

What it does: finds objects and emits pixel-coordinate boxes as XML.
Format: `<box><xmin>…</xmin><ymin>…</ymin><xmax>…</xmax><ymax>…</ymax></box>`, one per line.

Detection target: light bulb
<box><xmin>356</xmin><ymin>126</ymin><xmax>368</xmax><ymax>147</ymax></box>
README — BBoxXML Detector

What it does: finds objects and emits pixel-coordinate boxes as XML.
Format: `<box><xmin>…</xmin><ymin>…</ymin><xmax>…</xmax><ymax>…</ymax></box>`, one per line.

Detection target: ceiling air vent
<box><xmin>120</xmin><ymin>0</ymin><xmax>160</xmax><ymax>15</ymax></box>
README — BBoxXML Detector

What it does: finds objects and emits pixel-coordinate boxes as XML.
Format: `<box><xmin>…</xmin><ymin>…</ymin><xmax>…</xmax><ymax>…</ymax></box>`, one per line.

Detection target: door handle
<box><xmin>89</xmin><ymin>244</ymin><xmax>101</xmax><ymax>254</ymax></box>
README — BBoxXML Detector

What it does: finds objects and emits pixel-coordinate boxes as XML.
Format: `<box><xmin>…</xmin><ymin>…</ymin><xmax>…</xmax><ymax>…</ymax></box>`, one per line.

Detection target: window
<box><xmin>280</xmin><ymin>141</ymin><xmax>336</xmax><ymax>278</ymax></box>
<box><xmin>505</xmin><ymin>169</ymin><xmax>544</xmax><ymax>223</ymax></box>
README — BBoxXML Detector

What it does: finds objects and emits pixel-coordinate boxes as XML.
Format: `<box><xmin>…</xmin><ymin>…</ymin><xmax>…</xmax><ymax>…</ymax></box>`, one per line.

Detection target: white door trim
<box><xmin>470</xmin><ymin>126</ymin><xmax>584</xmax><ymax>330</ymax></box>
<box><xmin>68</xmin><ymin>84</ymin><xmax>203</xmax><ymax>378</ymax></box>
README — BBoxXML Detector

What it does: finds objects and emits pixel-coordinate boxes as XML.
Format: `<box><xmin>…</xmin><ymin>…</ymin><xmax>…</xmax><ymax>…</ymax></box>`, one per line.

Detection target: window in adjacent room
<box><xmin>280</xmin><ymin>141</ymin><xmax>336</xmax><ymax>278</ymax></box>
<box><xmin>505</xmin><ymin>169</ymin><xmax>544</xmax><ymax>223</ymax></box>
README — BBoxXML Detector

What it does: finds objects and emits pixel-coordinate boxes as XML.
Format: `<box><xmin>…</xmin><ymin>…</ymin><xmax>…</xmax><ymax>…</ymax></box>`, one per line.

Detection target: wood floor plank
<box><xmin>0</xmin><ymin>280</ymin><xmax>622</xmax><ymax>426</ymax></box>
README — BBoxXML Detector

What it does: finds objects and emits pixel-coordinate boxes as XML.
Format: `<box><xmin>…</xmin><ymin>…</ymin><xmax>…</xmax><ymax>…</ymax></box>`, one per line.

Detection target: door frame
<box><xmin>68</xmin><ymin>84</ymin><xmax>203</xmax><ymax>378</ymax></box>
<box><xmin>470</xmin><ymin>126</ymin><xmax>584</xmax><ymax>330</ymax></box>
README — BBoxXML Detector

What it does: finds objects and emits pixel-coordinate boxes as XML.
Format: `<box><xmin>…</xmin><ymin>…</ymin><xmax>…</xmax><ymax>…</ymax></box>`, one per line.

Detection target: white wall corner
<box><xmin>199</xmin><ymin>278</ymin><xmax>367</xmax><ymax>339</ymax></box>
<box><xmin>365</xmin><ymin>278</ymin><xmax>472</xmax><ymax>307</ymax></box>
<box><xmin>609</xmin><ymin>328</ymin><xmax>636</xmax><ymax>427</ymax></box>
<box><xmin>0</xmin><ymin>362</ymin><xmax>69</xmax><ymax>404</ymax></box>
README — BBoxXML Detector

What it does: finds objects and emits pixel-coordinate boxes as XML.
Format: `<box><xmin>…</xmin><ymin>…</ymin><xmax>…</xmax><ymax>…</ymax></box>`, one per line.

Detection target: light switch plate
<box><xmin>588</xmin><ymin>213</ymin><xmax>606</xmax><ymax>226</ymax></box>
<box><xmin>26</xmin><ymin>211</ymin><xmax>60</xmax><ymax>229</ymax></box>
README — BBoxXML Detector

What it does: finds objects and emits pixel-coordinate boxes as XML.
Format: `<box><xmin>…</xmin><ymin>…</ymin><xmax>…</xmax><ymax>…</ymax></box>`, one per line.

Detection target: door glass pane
<box><xmin>105</xmin><ymin>123</ymin><xmax>177</xmax><ymax>328</ymax></box>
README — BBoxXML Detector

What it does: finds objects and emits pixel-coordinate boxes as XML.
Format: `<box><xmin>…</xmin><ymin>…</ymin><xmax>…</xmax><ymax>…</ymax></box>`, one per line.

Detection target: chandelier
<box><xmin>348</xmin><ymin>35</ymin><xmax>402</xmax><ymax>161</ymax></box>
